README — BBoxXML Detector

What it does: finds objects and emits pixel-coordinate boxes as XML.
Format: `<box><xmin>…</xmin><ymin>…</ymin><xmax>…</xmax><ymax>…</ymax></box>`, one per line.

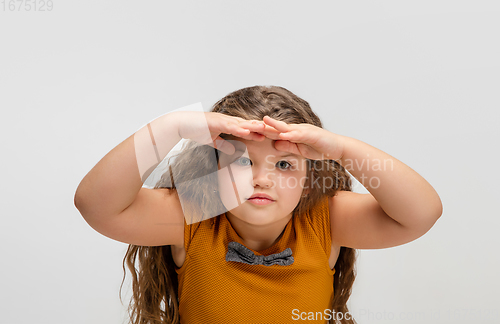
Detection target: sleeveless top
<box><xmin>175</xmin><ymin>196</ymin><xmax>335</xmax><ymax>323</ymax></box>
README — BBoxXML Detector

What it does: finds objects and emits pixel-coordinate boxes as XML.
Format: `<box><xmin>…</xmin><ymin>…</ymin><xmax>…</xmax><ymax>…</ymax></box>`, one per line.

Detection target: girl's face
<box><xmin>217</xmin><ymin>136</ymin><xmax>308</xmax><ymax>226</ymax></box>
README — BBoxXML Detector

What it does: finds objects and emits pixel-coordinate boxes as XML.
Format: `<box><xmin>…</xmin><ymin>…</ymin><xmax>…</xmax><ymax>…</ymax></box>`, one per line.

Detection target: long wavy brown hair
<box><xmin>120</xmin><ymin>86</ymin><xmax>358</xmax><ymax>324</ymax></box>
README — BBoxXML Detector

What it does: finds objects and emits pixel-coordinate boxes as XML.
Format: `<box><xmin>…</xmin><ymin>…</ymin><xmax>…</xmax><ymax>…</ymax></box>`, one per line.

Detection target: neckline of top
<box><xmin>221</xmin><ymin>212</ymin><xmax>295</xmax><ymax>255</ymax></box>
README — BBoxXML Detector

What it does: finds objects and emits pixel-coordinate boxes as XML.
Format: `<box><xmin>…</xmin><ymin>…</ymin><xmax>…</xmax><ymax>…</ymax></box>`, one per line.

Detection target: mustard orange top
<box><xmin>175</xmin><ymin>196</ymin><xmax>335</xmax><ymax>323</ymax></box>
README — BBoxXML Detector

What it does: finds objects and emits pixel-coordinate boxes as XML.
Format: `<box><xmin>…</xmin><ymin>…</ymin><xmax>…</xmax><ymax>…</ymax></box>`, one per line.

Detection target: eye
<box><xmin>234</xmin><ymin>157</ymin><xmax>252</xmax><ymax>167</ymax></box>
<box><xmin>277</xmin><ymin>160</ymin><xmax>292</xmax><ymax>170</ymax></box>
<box><xmin>232</xmin><ymin>158</ymin><xmax>292</xmax><ymax>170</ymax></box>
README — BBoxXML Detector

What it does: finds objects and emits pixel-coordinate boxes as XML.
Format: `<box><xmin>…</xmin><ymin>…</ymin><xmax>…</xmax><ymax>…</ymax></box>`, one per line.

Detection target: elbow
<box><xmin>432</xmin><ymin>195</ymin><xmax>444</xmax><ymax>221</ymax></box>
<box><xmin>74</xmin><ymin>192</ymin><xmax>81</xmax><ymax>210</ymax></box>
<box><xmin>420</xmin><ymin>204</ymin><xmax>443</xmax><ymax>235</ymax></box>
<box><xmin>404</xmin><ymin>204</ymin><xmax>443</xmax><ymax>236</ymax></box>
<box><xmin>74</xmin><ymin>188</ymin><xmax>86</xmax><ymax>212</ymax></box>
<box><xmin>423</xmin><ymin>200</ymin><xmax>443</xmax><ymax>230</ymax></box>
<box><xmin>74</xmin><ymin>182</ymin><xmax>84</xmax><ymax>209</ymax></box>
<box><xmin>420</xmin><ymin>186</ymin><xmax>443</xmax><ymax>225</ymax></box>
<box><xmin>424</xmin><ymin>191</ymin><xmax>443</xmax><ymax>226</ymax></box>
<box><xmin>74</xmin><ymin>188</ymin><xmax>92</xmax><ymax>218</ymax></box>
<box><xmin>397</xmin><ymin>195</ymin><xmax>443</xmax><ymax>238</ymax></box>
<box><xmin>437</xmin><ymin>198</ymin><xmax>443</xmax><ymax>217</ymax></box>
<box><xmin>434</xmin><ymin>189</ymin><xmax>443</xmax><ymax>216</ymax></box>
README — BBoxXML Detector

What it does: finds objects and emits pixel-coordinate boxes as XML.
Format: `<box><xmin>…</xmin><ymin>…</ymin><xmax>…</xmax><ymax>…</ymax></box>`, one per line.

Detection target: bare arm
<box><xmin>74</xmin><ymin>110</ymin><xmax>266</xmax><ymax>246</ymax></box>
<box><xmin>337</xmin><ymin>135</ymin><xmax>443</xmax><ymax>230</ymax></box>
<box><xmin>329</xmin><ymin>135</ymin><xmax>443</xmax><ymax>249</ymax></box>
<box><xmin>74</xmin><ymin>113</ymin><xmax>181</xmax><ymax>225</ymax></box>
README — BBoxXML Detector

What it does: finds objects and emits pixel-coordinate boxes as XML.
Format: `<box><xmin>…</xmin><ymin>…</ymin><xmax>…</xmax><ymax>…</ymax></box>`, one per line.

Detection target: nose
<box><xmin>251</xmin><ymin>164</ymin><xmax>274</xmax><ymax>189</ymax></box>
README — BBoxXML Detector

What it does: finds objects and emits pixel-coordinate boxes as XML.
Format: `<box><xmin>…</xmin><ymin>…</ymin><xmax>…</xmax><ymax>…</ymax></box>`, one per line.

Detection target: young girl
<box><xmin>74</xmin><ymin>86</ymin><xmax>442</xmax><ymax>324</ymax></box>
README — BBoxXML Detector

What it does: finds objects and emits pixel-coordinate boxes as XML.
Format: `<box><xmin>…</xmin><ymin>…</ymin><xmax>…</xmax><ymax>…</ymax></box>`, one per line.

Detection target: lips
<box><xmin>247</xmin><ymin>193</ymin><xmax>275</xmax><ymax>201</ymax></box>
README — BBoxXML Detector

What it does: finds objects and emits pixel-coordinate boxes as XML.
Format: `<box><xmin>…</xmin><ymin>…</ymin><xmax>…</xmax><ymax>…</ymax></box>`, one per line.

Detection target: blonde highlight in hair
<box><xmin>121</xmin><ymin>85</ymin><xmax>358</xmax><ymax>324</ymax></box>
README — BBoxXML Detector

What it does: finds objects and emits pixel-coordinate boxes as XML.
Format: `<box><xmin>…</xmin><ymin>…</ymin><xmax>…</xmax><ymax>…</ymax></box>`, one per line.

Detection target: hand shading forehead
<box><xmin>222</xmin><ymin>134</ymin><xmax>275</xmax><ymax>149</ymax></box>
<box><xmin>219</xmin><ymin>136</ymin><xmax>305</xmax><ymax>166</ymax></box>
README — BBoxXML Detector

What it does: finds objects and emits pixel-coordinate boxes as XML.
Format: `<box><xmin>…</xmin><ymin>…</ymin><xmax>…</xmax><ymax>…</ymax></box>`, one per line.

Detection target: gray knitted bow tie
<box><xmin>225</xmin><ymin>241</ymin><xmax>294</xmax><ymax>266</ymax></box>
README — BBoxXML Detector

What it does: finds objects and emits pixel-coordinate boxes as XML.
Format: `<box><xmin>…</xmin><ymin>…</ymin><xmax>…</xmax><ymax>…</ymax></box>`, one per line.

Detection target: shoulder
<box><xmin>181</xmin><ymin>215</ymin><xmax>218</xmax><ymax>251</ymax></box>
<box><xmin>302</xmin><ymin>195</ymin><xmax>333</xmax><ymax>255</ymax></box>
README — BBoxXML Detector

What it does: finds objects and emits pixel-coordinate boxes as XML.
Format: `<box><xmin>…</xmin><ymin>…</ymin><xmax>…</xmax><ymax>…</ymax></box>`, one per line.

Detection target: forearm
<box><xmin>74</xmin><ymin>112</ymin><xmax>182</xmax><ymax>220</ymax></box>
<box><xmin>336</xmin><ymin>135</ymin><xmax>442</xmax><ymax>228</ymax></box>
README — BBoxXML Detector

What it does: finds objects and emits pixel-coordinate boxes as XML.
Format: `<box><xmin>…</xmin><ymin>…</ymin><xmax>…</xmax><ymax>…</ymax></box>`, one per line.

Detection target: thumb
<box><xmin>273</xmin><ymin>140</ymin><xmax>296</xmax><ymax>154</ymax></box>
<box><xmin>213</xmin><ymin>137</ymin><xmax>235</xmax><ymax>155</ymax></box>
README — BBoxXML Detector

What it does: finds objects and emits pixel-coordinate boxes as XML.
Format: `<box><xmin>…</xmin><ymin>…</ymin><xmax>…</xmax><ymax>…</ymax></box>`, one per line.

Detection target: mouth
<box><xmin>247</xmin><ymin>197</ymin><xmax>273</xmax><ymax>201</ymax></box>
<box><xmin>247</xmin><ymin>193</ymin><xmax>275</xmax><ymax>201</ymax></box>
<box><xmin>246</xmin><ymin>197</ymin><xmax>275</xmax><ymax>205</ymax></box>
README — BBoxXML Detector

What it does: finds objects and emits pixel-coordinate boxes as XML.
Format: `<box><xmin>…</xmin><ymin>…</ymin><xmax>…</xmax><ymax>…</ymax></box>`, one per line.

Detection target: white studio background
<box><xmin>1</xmin><ymin>1</ymin><xmax>499</xmax><ymax>323</ymax></box>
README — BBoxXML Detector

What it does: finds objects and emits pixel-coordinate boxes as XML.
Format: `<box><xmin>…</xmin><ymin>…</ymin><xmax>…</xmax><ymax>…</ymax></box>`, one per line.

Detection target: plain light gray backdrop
<box><xmin>1</xmin><ymin>1</ymin><xmax>499</xmax><ymax>323</ymax></box>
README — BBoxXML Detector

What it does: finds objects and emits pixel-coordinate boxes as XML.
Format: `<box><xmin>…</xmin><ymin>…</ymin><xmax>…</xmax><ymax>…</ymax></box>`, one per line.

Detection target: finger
<box><xmin>238</xmin><ymin>130</ymin><xmax>269</xmax><ymax>142</ymax></box>
<box><xmin>227</xmin><ymin>121</ymin><xmax>267</xmax><ymax>140</ymax></box>
<box><xmin>246</xmin><ymin>132</ymin><xmax>266</xmax><ymax>141</ymax></box>
<box><xmin>273</xmin><ymin>140</ymin><xmax>301</xmax><ymax>155</ymax></box>
<box><xmin>230</xmin><ymin>130</ymin><xmax>265</xmax><ymax>142</ymax></box>
<box><xmin>262</xmin><ymin>116</ymin><xmax>292</xmax><ymax>132</ymax></box>
<box><xmin>220</xmin><ymin>118</ymin><xmax>270</xmax><ymax>142</ymax></box>
<box><xmin>213</xmin><ymin>137</ymin><xmax>235</xmax><ymax>155</ymax></box>
<box><xmin>227</xmin><ymin>115</ymin><xmax>261</xmax><ymax>126</ymax></box>
<box><xmin>231</xmin><ymin>116</ymin><xmax>251</xmax><ymax>123</ymax></box>
<box><xmin>241</xmin><ymin>120</ymin><xmax>266</xmax><ymax>131</ymax></box>
<box><xmin>254</xmin><ymin>124</ymin><xmax>281</xmax><ymax>140</ymax></box>
<box><xmin>227</xmin><ymin>119</ymin><xmax>264</xmax><ymax>133</ymax></box>
<box><xmin>278</xmin><ymin>130</ymin><xmax>303</xmax><ymax>142</ymax></box>
<box><xmin>222</xmin><ymin>121</ymin><xmax>251</xmax><ymax>138</ymax></box>
<box><xmin>274</xmin><ymin>141</ymin><xmax>317</xmax><ymax>160</ymax></box>
<box><xmin>244</xmin><ymin>123</ymin><xmax>265</xmax><ymax>133</ymax></box>
<box><xmin>263</xmin><ymin>123</ymin><xmax>280</xmax><ymax>134</ymax></box>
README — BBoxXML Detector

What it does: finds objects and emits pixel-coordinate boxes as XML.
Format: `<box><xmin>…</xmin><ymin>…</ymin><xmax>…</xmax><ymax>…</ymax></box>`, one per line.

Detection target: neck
<box><xmin>225</xmin><ymin>212</ymin><xmax>293</xmax><ymax>252</ymax></box>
